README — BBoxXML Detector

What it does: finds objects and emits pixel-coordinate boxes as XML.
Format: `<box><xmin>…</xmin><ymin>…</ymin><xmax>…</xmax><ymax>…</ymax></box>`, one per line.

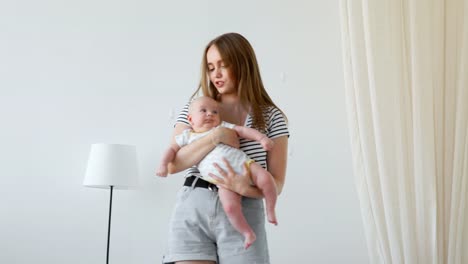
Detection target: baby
<box><xmin>157</xmin><ymin>96</ymin><xmax>278</xmax><ymax>249</ymax></box>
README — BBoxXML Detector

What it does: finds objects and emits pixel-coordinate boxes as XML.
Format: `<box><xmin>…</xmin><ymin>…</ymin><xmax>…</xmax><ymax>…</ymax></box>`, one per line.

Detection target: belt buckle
<box><xmin>208</xmin><ymin>183</ymin><xmax>218</xmax><ymax>192</ymax></box>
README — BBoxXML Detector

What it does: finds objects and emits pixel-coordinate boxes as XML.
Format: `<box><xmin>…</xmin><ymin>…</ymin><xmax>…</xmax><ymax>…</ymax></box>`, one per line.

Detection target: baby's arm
<box><xmin>156</xmin><ymin>143</ymin><xmax>181</xmax><ymax>177</ymax></box>
<box><xmin>232</xmin><ymin>126</ymin><xmax>274</xmax><ymax>150</ymax></box>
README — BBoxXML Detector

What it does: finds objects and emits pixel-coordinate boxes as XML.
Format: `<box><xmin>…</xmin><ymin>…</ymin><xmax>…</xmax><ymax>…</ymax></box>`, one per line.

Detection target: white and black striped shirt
<box><xmin>176</xmin><ymin>103</ymin><xmax>289</xmax><ymax>178</ymax></box>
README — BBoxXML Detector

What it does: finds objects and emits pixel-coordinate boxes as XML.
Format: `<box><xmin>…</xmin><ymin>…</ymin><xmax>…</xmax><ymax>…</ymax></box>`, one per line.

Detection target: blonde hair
<box><xmin>192</xmin><ymin>32</ymin><xmax>286</xmax><ymax>131</ymax></box>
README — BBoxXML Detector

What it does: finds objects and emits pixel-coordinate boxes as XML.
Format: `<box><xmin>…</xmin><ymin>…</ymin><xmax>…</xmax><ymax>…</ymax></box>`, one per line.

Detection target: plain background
<box><xmin>0</xmin><ymin>0</ymin><xmax>368</xmax><ymax>263</ymax></box>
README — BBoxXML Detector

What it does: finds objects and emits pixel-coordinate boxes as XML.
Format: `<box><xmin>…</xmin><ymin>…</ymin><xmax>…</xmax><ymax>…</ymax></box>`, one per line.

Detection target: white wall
<box><xmin>0</xmin><ymin>0</ymin><xmax>368</xmax><ymax>263</ymax></box>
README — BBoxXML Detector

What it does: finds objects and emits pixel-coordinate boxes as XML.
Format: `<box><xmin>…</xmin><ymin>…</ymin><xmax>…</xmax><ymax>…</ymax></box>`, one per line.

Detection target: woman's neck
<box><xmin>220</xmin><ymin>95</ymin><xmax>247</xmax><ymax>112</ymax></box>
<box><xmin>219</xmin><ymin>94</ymin><xmax>250</xmax><ymax>125</ymax></box>
<box><xmin>219</xmin><ymin>93</ymin><xmax>240</xmax><ymax>105</ymax></box>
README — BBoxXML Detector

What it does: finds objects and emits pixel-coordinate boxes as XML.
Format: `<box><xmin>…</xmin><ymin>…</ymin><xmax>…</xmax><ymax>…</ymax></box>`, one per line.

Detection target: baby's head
<box><xmin>188</xmin><ymin>96</ymin><xmax>221</xmax><ymax>132</ymax></box>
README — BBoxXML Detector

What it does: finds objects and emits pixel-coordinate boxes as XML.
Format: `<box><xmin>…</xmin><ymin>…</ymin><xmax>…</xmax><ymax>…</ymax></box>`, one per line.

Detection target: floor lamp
<box><xmin>83</xmin><ymin>144</ymin><xmax>138</xmax><ymax>264</ymax></box>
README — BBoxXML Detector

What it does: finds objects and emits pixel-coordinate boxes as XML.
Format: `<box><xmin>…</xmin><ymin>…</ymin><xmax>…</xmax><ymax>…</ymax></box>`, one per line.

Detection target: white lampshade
<box><xmin>83</xmin><ymin>144</ymin><xmax>138</xmax><ymax>189</ymax></box>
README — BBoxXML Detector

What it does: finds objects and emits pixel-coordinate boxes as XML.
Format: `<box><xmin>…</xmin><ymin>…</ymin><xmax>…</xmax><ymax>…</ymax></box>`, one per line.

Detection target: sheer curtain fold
<box><xmin>449</xmin><ymin>2</ymin><xmax>468</xmax><ymax>262</ymax></box>
<box><xmin>340</xmin><ymin>0</ymin><xmax>468</xmax><ymax>263</ymax></box>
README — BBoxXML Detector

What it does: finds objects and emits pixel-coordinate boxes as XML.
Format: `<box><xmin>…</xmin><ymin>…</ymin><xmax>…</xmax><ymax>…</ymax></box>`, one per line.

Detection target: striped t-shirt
<box><xmin>176</xmin><ymin>102</ymin><xmax>289</xmax><ymax>178</ymax></box>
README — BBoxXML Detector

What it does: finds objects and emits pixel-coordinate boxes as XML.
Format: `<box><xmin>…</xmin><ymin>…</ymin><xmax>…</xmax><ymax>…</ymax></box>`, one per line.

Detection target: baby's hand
<box><xmin>260</xmin><ymin>136</ymin><xmax>274</xmax><ymax>151</ymax></box>
<box><xmin>156</xmin><ymin>166</ymin><xmax>168</xmax><ymax>177</ymax></box>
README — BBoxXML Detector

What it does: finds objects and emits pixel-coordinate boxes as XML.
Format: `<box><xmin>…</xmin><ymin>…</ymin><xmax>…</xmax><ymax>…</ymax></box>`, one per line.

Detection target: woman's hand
<box><xmin>209</xmin><ymin>158</ymin><xmax>252</xmax><ymax>195</ymax></box>
<box><xmin>211</xmin><ymin>127</ymin><xmax>240</xmax><ymax>149</ymax></box>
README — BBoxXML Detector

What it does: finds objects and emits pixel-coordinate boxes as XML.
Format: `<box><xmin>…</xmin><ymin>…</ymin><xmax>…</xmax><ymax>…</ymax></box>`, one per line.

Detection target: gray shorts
<box><xmin>162</xmin><ymin>186</ymin><xmax>270</xmax><ymax>264</ymax></box>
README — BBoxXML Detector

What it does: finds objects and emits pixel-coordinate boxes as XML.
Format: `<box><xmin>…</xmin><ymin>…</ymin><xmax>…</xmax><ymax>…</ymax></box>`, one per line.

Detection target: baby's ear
<box><xmin>187</xmin><ymin>114</ymin><xmax>194</xmax><ymax>126</ymax></box>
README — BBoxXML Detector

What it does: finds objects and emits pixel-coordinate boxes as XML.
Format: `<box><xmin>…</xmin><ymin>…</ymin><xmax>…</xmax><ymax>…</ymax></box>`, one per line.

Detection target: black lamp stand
<box><xmin>106</xmin><ymin>185</ymin><xmax>114</xmax><ymax>264</ymax></box>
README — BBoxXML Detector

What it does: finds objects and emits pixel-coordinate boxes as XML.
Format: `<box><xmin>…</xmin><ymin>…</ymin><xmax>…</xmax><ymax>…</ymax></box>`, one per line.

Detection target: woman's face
<box><xmin>206</xmin><ymin>45</ymin><xmax>236</xmax><ymax>95</ymax></box>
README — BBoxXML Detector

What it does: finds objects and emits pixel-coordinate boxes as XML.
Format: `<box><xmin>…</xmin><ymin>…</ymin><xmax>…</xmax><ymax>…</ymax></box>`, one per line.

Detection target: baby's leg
<box><xmin>218</xmin><ymin>188</ymin><xmax>256</xmax><ymax>249</ymax></box>
<box><xmin>249</xmin><ymin>163</ymin><xmax>278</xmax><ymax>225</ymax></box>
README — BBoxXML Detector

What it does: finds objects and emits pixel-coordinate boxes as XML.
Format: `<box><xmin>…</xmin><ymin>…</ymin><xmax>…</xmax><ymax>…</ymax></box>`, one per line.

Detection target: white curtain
<box><xmin>339</xmin><ymin>0</ymin><xmax>468</xmax><ymax>263</ymax></box>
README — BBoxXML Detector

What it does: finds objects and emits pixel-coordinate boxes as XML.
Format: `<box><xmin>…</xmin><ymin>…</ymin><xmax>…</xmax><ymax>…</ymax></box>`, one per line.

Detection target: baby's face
<box><xmin>188</xmin><ymin>97</ymin><xmax>221</xmax><ymax>132</ymax></box>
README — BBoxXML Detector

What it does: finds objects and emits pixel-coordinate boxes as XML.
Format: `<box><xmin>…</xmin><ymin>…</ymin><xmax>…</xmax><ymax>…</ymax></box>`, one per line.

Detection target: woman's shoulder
<box><xmin>175</xmin><ymin>101</ymin><xmax>191</xmax><ymax>125</ymax></box>
<box><xmin>263</xmin><ymin>105</ymin><xmax>289</xmax><ymax>137</ymax></box>
<box><xmin>263</xmin><ymin>105</ymin><xmax>287</xmax><ymax>121</ymax></box>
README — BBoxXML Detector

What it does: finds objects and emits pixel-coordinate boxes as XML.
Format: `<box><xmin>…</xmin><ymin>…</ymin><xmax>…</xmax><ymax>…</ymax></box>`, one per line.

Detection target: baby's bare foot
<box><xmin>244</xmin><ymin>232</ymin><xmax>256</xmax><ymax>249</ymax></box>
<box><xmin>267</xmin><ymin>210</ymin><xmax>278</xmax><ymax>226</ymax></box>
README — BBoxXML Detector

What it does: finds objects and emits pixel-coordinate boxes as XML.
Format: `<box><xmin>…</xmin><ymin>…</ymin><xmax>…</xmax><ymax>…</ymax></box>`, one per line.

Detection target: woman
<box><xmin>162</xmin><ymin>32</ymin><xmax>289</xmax><ymax>264</ymax></box>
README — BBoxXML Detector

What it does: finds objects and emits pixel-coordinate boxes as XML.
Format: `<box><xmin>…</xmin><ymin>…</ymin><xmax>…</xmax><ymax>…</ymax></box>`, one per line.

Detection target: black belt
<box><xmin>184</xmin><ymin>176</ymin><xmax>218</xmax><ymax>192</ymax></box>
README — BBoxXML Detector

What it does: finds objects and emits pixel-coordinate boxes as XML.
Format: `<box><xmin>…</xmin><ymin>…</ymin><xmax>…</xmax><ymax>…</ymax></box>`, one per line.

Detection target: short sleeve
<box><xmin>266</xmin><ymin>107</ymin><xmax>289</xmax><ymax>139</ymax></box>
<box><xmin>175</xmin><ymin>129</ymin><xmax>191</xmax><ymax>147</ymax></box>
<box><xmin>175</xmin><ymin>102</ymin><xmax>191</xmax><ymax>127</ymax></box>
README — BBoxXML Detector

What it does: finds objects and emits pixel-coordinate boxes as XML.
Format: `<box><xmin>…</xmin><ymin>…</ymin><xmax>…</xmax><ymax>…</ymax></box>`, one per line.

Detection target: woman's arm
<box><xmin>167</xmin><ymin>124</ymin><xmax>240</xmax><ymax>174</ymax></box>
<box><xmin>267</xmin><ymin>136</ymin><xmax>288</xmax><ymax>195</ymax></box>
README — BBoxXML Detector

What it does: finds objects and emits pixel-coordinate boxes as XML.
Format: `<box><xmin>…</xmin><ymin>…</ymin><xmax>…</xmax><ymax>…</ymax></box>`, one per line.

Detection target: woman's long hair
<box><xmin>192</xmin><ymin>32</ymin><xmax>286</xmax><ymax>131</ymax></box>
